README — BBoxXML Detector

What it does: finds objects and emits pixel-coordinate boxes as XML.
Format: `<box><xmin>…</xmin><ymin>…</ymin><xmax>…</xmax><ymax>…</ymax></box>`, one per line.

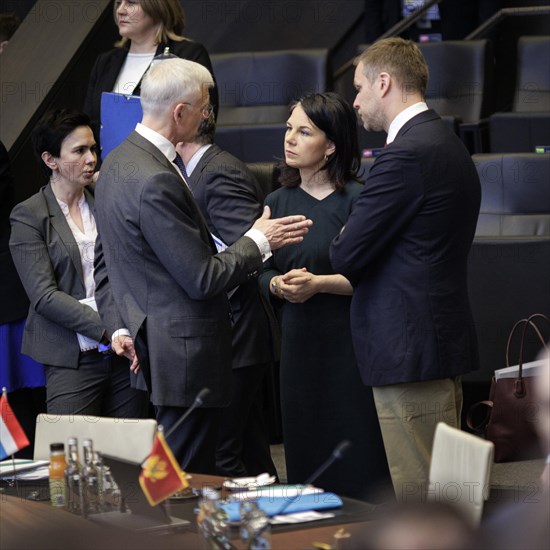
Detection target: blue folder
<box><xmin>100</xmin><ymin>92</ymin><xmax>143</xmax><ymax>160</ymax></box>
<box><xmin>221</xmin><ymin>493</ymin><xmax>343</xmax><ymax>522</ymax></box>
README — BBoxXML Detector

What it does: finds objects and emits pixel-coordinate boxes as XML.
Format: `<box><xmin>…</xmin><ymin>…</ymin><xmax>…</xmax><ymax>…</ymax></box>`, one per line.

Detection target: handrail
<box><xmin>465</xmin><ymin>5</ymin><xmax>550</xmax><ymax>40</ymax></box>
<box><xmin>334</xmin><ymin>0</ymin><xmax>442</xmax><ymax>79</ymax></box>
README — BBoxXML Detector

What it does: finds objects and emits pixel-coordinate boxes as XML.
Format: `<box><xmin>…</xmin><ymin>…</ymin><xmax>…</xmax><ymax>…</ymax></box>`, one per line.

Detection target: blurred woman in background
<box><xmin>84</xmin><ymin>0</ymin><xmax>218</xmax><ymax>147</ymax></box>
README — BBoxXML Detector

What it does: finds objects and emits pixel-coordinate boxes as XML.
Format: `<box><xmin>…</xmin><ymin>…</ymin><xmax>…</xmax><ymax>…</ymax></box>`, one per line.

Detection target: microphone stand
<box><xmin>273</xmin><ymin>440</ymin><xmax>352</xmax><ymax>518</ymax></box>
<box><xmin>163</xmin><ymin>387</ymin><xmax>211</xmax><ymax>441</ymax></box>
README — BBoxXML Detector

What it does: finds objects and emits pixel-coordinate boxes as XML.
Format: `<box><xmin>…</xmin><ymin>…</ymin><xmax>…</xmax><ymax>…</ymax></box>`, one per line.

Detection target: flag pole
<box><xmin>2</xmin><ymin>387</ymin><xmax>20</xmax><ymax>496</ymax></box>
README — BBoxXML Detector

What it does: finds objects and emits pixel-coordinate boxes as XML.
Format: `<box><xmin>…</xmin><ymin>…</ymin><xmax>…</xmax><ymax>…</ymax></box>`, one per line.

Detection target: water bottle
<box><xmin>197</xmin><ymin>487</ymin><xmax>231</xmax><ymax>549</ymax></box>
<box><xmin>65</xmin><ymin>437</ymin><xmax>83</xmax><ymax>515</ymax></box>
<box><xmin>240</xmin><ymin>500</ymin><xmax>271</xmax><ymax>549</ymax></box>
<box><xmin>82</xmin><ymin>438</ymin><xmax>101</xmax><ymax>514</ymax></box>
<box><xmin>48</xmin><ymin>443</ymin><xmax>67</xmax><ymax>508</ymax></box>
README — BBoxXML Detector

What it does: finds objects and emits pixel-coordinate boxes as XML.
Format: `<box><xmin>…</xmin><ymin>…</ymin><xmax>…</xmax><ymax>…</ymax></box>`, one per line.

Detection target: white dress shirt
<box><xmin>55</xmin><ymin>193</ymin><xmax>97</xmax><ymax>298</ymax></box>
<box><xmin>386</xmin><ymin>101</ymin><xmax>429</xmax><ymax>145</ymax></box>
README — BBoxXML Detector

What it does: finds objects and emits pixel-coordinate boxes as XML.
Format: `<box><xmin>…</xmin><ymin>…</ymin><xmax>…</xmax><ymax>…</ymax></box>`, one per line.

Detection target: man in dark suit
<box><xmin>93</xmin><ymin>58</ymin><xmax>311</xmax><ymax>474</ymax></box>
<box><xmin>330</xmin><ymin>38</ymin><xmax>481</xmax><ymax>501</ymax></box>
<box><xmin>177</xmin><ymin>113</ymin><xmax>277</xmax><ymax>477</ymax></box>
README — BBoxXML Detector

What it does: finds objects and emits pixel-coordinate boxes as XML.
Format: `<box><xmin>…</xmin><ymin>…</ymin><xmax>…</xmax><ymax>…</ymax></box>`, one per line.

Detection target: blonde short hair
<box><xmin>357</xmin><ymin>37</ymin><xmax>429</xmax><ymax>96</ymax></box>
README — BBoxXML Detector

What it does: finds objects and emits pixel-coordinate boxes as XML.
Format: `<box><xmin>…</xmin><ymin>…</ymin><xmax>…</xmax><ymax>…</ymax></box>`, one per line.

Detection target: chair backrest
<box><xmin>419</xmin><ymin>40</ymin><xmax>494</xmax><ymax>123</ymax></box>
<box><xmin>246</xmin><ymin>162</ymin><xmax>280</xmax><ymax>200</ymax></box>
<box><xmin>33</xmin><ymin>414</ymin><xmax>157</xmax><ymax>462</ymax></box>
<box><xmin>212</xmin><ymin>49</ymin><xmax>330</xmax><ymax>126</ymax></box>
<box><xmin>473</xmin><ymin>153</ymin><xmax>550</xmax><ymax>237</ymax></box>
<box><xmin>429</xmin><ymin>422</ymin><xmax>494</xmax><ymax>527</ymax></box>
<box><xmin>513</xmin><ymin>36</ymin><xmax>550</xmax><ymax>113</ymax></box>
<box><xmin>466</xmin><ymin>237</ymin><xmax>550</xmax><ymax>383</ymax></box>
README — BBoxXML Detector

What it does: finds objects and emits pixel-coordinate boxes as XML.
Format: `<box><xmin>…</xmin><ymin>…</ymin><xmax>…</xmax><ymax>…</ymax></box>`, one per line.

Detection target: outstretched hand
<box><xmin>252</xmin><ymin>206</ymin><xmax>312</xmax><ymax>250</ymax></box>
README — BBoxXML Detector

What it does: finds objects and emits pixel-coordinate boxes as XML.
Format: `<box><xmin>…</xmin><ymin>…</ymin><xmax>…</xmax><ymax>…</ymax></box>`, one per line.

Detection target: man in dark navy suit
<box><xmin>330</xmin><ymin>38</ymin><xmax>481</xmax><ymax>501</ymax></box>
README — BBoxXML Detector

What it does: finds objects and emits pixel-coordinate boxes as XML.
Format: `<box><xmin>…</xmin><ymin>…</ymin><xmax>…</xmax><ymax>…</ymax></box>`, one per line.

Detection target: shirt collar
<box><xmin>186</xmin><ymin>144</ymin><xmax>212</xmax><ymax>177</ymax></box>
<box><xmin>386</xmin><ymin>102</ymin><xmax>429</xmax><ymax>145</ymax></box>
<box><xmin>135</xmin><ymin>122</ymin><xmax>176</xmax><ymax>162</ymax></box>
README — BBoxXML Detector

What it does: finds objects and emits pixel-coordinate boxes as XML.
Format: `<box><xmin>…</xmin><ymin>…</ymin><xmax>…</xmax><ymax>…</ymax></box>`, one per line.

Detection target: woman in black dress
<box><xmin>259</xmin><ymin>92</ymin><xmax>391</xmax><ymax>500</ymax></box>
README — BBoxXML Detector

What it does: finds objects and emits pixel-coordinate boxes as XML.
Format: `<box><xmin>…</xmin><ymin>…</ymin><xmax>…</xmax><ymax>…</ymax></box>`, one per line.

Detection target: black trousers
<box><xmin>155</xmin><ymin>405</ymin><xmax>222</xmax><ymax>474</ymax></box>
<box><xmin>45</xmin><ymin>352</ymin><xmax>147</xmax><ymax>418</ymax></box>
<box><xmin>215</xmin><ymin>363</ymin><xmax>277</xmax><ymax>478</ymax></box>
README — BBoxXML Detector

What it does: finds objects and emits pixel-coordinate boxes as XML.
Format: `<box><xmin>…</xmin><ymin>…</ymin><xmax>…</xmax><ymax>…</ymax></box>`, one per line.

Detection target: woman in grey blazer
<box><xmin>9</xmin><ymin>109</ymin><xmax>146</xmax><ymax>417</ymax></box>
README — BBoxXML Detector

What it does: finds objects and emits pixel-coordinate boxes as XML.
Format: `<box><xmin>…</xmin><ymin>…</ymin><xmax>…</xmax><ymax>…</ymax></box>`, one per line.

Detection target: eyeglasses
<box><xmin>182</xmin><ymin>102</ymin><xmax>213</xmax><ymax>118</ymax></box>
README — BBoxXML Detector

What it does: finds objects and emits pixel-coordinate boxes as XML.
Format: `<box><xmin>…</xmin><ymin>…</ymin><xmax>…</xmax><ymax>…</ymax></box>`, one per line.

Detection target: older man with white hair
<box><xmin>93</xmin><ymin>58</ymin><xmax>311</xmax><ymax>472</ymax></box>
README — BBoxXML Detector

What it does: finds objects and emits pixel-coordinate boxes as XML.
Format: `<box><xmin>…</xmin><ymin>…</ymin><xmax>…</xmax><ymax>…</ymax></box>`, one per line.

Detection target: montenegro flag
<box><xmin>139</xmin><ymin>429</ymin><xmax>189</xmax><ymax>506</ymax></box>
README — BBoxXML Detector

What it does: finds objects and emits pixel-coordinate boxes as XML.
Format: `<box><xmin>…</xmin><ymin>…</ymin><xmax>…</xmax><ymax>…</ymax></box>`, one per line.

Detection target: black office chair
<box><xmin>418</xmin><ymin>40</ymin><xmax>495</xmax><ymax>153</ymax></box>
<box><xmin>212</xmin><ymin>49</ymin><xmax>330</xmax><ymax>162</ymax></box>
<box><xmin>465</xmin><ymin>153</ymin><xmax>550</xmax><ymax>385</ymax></box>
<box><xmin>246</xmin><ymin>162</ymin><xmax>280</xmax><ymax>202</ymax></box>
<box><xmin>489</xmin><ymin>36</ymin><xmax>550</xmax><ymax>153</ymax></box>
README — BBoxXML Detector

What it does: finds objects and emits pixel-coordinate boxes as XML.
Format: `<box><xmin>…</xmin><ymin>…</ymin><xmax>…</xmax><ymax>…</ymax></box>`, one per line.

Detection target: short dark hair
<box><xmin>31</xmin><ymin>109</ymin><xmax>92</xmax><ymax>177</ymax></box>
<box><xmin>0</xmin><ymin>12</ymin><xmax>21</xmax><ymax>42</ymax></box>
<box><xmin>279</xmin><ymin>92</ymin><xmax>361</xmax><ymax>192</ymax></box>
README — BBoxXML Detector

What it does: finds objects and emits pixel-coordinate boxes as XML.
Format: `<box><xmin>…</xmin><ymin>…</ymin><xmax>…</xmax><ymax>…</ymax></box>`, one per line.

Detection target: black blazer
<box><xmin>188</xmin><ymin>144</ymin><xmax>278</xmax><ymax>369</ymax></box>
<box><xmin>94</xmin><ymin>133</ymin><xmax>263</xmax><ymax>408</ymax></box>
<box><xmin>330</xmin><ymin>110</ymin><xmax>481</xmax><ymax>386</ymax></box>
<box><xmin>83</xmin><ymin>39</ymin><xmax>218</xmax><ymax>139</ymax></box>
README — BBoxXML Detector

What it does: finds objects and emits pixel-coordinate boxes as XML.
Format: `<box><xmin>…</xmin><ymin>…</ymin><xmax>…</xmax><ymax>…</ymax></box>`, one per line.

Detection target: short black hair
<box><xmin>31</xmin><ymin>109</ymin><xmax>92</xmax><ymax>177</ymax></box>
<box><xmin>279</xmin><ymin>92</ymin><xmax>361</xmax><ymax>192</ymax></box>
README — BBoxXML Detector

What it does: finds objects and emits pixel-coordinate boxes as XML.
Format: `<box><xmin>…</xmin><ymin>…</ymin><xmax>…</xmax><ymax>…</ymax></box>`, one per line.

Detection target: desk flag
<box><xmin>0</xmin><ymin>388</ymin><xmax>30</xmax><ymax>460</ymax></box>
<box><xmin>139</xmin><ymin>427</ymin><xmax>188</xmax><ymax>506</ymax></box>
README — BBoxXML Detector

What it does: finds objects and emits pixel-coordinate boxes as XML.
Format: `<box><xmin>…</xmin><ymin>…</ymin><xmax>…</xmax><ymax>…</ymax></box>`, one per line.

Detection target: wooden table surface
<box><xmin>1</xmin><ymin>473</ymin><xmax>372</xmax><ymax>549</ymax></box>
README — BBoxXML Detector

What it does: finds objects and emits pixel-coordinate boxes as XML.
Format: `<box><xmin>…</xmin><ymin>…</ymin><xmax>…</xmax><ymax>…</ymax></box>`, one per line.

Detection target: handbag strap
<box><xmin>505</xmin><ymin>314</ymin><xmax>549</xmax><ymax>397</ymax></box>
<box><xmin>466</xmin><ymin>400</ymin><xmax>493</xmax><ymax>435</ymax></box>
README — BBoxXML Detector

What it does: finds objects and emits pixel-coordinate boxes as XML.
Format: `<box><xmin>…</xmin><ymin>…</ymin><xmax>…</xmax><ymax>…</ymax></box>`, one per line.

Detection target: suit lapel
<box><xmin>43</xmin><ymin>184</ymin><xmax>85</xmax><ymax>286</ymax></box>
<box><xmin>188</xmin><ymin>144</ymin><xmax>220</xmax><ymax>191</ymax></box>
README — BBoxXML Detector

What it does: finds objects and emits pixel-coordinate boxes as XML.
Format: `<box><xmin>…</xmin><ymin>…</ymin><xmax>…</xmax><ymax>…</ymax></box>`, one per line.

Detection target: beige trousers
<box><xmin>372</xmin><ymin>377</ymin><xmax>462</xmax><ymax>502</ymax></box>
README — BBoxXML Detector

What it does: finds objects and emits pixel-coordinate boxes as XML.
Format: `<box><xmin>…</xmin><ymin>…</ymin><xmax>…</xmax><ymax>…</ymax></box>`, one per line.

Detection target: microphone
<box><xmin>272</xmin><ymin>439</ymin><xmax>352</xmax><ymax>518</ymax></box>
<box><xmin>163</xmin><ymin>388</ymin><xmax>211</xmax><ymax>441</ymax></box>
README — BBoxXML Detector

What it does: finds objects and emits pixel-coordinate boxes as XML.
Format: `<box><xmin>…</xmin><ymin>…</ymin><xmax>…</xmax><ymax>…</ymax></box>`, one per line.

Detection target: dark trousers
<box><xmin>45</xmin><ymin>352</ymin><xmax>148</xmax><ymax>418</ymax></box>
<box><xmin>155</xmin><ymin>405</ymin><xmax>222</xmax><ymax>474</ymax></box>
<box><xmin>215</xmin><ymin>363</ymin><xmax>277</xmax><ymax>478</ymax></box>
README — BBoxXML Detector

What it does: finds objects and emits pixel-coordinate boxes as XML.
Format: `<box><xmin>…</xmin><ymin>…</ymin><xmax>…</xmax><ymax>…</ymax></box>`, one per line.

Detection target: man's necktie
<box><xmin>173</xmin><ymin>153</ymin><xmax>189</xmax><ymax>181</ymax></box>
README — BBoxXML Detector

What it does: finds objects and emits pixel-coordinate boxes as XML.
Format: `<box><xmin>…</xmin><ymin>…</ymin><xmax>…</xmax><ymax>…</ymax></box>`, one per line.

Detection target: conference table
<box><xmin>0</xmin><ymin>473</ymin><xmax>377</xmax><ymax>550</ymax></box>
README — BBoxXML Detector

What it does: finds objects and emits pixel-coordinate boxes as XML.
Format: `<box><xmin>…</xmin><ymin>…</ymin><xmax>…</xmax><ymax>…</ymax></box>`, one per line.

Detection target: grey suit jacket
<box><xmin>93</xmin><ymin>132</ymin><xmax>263</xmax><ymax>408</ymax></box>
<box><xmin>188</xmin><ymin>144</ymin><xmax>277</xmax><ymax>369</ymax></box>
<box><xmin>9</xmin><ymin>184</ymin><xmax>105</xmax><ymax>367</ymax></box>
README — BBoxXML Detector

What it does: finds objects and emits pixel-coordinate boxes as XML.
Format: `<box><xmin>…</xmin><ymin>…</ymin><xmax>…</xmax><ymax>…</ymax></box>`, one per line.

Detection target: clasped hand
<box><xmin>275</xmin><ymin>268</ymin><xmax>318</xmax><ymax>303</ymax></box>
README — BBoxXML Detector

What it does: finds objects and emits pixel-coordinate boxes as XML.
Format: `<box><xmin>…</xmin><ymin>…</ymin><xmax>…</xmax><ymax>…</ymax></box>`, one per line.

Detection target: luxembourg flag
<box><xmin>0</xmin><ymin>387</ymin><xmax>29</xmax><ymax>460</ymax></box>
